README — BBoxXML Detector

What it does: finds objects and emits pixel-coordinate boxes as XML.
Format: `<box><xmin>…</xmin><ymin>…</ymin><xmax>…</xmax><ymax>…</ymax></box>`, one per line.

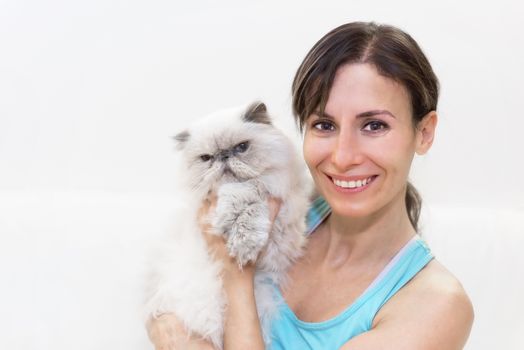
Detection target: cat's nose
<box><xmin>219</xmin><ymin>151</ymin><xmax>230</xmax><ymax>161</ymax></box>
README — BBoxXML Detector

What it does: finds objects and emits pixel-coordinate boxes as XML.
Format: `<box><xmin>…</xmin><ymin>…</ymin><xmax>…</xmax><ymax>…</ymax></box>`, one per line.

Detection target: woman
<box><xmin>148</xmin><ymin>21</ymin><xmax>474</xmax><ymax>349</ymax></box>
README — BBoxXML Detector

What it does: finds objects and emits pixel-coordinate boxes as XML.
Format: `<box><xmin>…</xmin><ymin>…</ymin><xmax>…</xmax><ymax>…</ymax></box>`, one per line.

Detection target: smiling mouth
<box><xmin>328</xmin><ymin>175</ymin><xmax>378</xmax><ymax>189</ymax></box>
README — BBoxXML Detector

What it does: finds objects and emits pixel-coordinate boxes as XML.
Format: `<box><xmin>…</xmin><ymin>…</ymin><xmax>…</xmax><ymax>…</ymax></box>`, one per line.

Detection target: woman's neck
<box><xmin>315</xmin><ymin>195</ymin><xmax>416</xmax><ymax>270</ymax></box>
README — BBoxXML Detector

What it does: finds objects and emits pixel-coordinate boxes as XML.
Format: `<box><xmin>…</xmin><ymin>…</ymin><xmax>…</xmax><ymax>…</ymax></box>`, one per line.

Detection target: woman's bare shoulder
<box><xmin>378</xmin><ymin>258</ymin><xmax>473</xmax><ymax>318</ymax></box>
<box><xmin>414</xmin><ymin>259</ymin><xmax>472</xmax><ymax>302</ymax></box>
<box><xmin>409</xmin><ymin>259</ymin><xmax>469</xmax><ymax>294</ymax></box>
<box><xmin>371</xmin><ymin>259</ymin><xmax>475</xmax><ymax>348</ymax></box>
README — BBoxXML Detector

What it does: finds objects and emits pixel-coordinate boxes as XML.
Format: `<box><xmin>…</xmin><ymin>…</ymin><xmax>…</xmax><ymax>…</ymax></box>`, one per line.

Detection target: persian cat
<box><xmin>144</xmin><ymin>102</ymin><xmax>310</xmax><ymax>348</ymax></box>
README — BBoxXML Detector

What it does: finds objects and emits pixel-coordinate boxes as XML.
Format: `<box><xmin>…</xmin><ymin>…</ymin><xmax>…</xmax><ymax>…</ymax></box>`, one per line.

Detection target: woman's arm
<box><xmin>146</xmin><ymin>276</ymin><xmax>265</xmax><ymax>350</ymax></box>
<box><xmin>204</xmin><ymin>197</ymin><xmax>281</xmax><ymax>349</ymax></box>
<box><xmin>201</xmin><ymin>220</ymin><xmax>265</xmax><ymax>350</ymax></box>
<box><xmin>220</xmin><ymin>260</ymin><xmax>265</xmax><ymax>349</ymax></box>
<box><xmin>146</xmin><ymin>197</ymin><xmax>280</xmax><ymax>350</ymax></box>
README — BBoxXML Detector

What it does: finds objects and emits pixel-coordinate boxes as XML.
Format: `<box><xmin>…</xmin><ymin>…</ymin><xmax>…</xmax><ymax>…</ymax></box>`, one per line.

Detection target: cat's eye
<box><xmin>233</xmin><ymin>141</ymin><xmax>249</xmax><ymax>154</ymax></box>
<box><xmin>200</xmin><ymin>154</ymin><xmax>213</xmax><ymax>162</ymax></box>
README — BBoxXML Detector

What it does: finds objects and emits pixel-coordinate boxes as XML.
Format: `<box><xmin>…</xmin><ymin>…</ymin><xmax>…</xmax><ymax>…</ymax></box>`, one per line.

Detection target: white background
<box><xmin>1</xmin><ymin>0</ymin><xmax>523</xmax><ymax>349</ymax></box>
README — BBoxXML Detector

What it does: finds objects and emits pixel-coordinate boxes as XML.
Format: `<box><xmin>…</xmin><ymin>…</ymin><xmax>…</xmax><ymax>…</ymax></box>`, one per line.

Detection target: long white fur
<box><xmin>144</xmin><ymin>103</ymin><xmax>310</xmax><ymax>349</ymax></box>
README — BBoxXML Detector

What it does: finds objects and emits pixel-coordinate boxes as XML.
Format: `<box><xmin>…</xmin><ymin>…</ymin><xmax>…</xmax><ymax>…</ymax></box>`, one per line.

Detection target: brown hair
<box><xmin>292</xmin><ymin>22</ymin><xmax>439</xmax><ymax>231</ymax></box>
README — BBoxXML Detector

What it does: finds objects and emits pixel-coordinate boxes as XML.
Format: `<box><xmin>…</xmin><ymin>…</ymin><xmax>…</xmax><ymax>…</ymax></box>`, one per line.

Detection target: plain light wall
<box><xmin>1</xmin><ymin>1</ymin><xmax>523</xmax><ymax>349</ymax></box>
<box><xmin>1</xmin><ymin>0</ymin><xmax>523</xmax><ymax>209</ymax></box>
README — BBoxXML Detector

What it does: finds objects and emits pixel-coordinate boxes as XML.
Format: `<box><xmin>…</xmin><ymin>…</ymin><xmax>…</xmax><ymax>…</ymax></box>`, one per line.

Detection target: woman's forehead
<box><xmin>325</xmin><ymin>63</ymin><xmax>412</xmax><ymax>119</ymax></box>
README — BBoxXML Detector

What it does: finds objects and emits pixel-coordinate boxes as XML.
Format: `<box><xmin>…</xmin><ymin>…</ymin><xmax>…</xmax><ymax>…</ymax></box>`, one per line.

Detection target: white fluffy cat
<box><xmin>144</xmin><ymin>102</ymin><xmax>310</xmax><ymax>349</ymax></box>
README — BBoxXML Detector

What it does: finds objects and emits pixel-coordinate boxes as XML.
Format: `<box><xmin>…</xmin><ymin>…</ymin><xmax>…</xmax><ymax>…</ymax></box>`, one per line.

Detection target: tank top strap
<box><xmin>305</xmin><ymin>196</ymin><xmax>331</xmax><ymax>235</ymax></box>
<box><xmin>355</xmin><ymin>235</ymin><xmax>434</xmax><ymax>329</ymax></box>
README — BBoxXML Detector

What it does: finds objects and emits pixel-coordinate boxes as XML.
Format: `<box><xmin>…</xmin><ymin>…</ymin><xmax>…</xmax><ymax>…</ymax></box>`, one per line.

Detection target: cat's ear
<box><xmin>242</xmin><ymin>101</ymin><xmax>272</xmax><ymax>125</ymax></box>
<box><xmin>173</xmin><ymin>130</ymin><xmax>190</xmax><ymax>150</ymax></box>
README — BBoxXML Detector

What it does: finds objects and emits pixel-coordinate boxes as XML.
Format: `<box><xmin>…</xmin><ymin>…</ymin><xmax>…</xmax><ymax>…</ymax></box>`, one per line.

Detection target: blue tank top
<box><xmin>268</xmin><ymin>197</ymin><xmax>434</xmax><ymax>349</ymax></box>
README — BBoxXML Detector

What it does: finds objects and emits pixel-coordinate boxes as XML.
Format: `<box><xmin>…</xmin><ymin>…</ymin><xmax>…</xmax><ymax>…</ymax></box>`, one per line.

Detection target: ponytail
<box><xmin>406</xmin><ymin>181</ymin><xmax>422</xmax><ymax>232</ymax></box>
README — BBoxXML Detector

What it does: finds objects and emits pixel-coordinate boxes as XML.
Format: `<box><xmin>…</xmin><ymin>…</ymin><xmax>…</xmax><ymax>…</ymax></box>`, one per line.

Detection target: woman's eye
<box><xmin>312</xmin><ymin>121</ymin><xmax>335</xmax><ymax>132</ymax></box>
<box><xmin>200</xmin><ymin>154</ymin><xmax>213</xmax><ymax>161</ymax></box>
<box><xmin>363</xmin><ymin>120</ymin><xmax>388</xmax><ymax>133</ymax></box>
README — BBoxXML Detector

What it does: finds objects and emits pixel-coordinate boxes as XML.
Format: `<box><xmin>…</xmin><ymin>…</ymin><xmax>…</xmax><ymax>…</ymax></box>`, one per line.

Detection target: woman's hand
<box><xmin>146</xmin><ymin>314</ymin><xmax>215</xmax><ymax>350</ymax></box>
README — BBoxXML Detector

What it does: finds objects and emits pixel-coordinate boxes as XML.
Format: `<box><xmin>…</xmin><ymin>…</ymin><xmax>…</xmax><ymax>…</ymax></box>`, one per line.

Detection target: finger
<box><xmin>147</xmin><ymin>314</ymin><xmax>182</xmax><ymax>348</ymax></box>
<box><xmin>202</xmin><ymin>230</ymin><xmax>225</xmax><ymax>246</ymax></box>
<box><xmin>268</xmin><ymin>197</ymin><xmax>282</xmax><ymax>223</ymax></box>
<box><xmin>198</xmin><ymin>196</ymin><xmax>217</xmax><ymax>232</ymax></box>
<box><xmin>208</xmin><ymin>192</ymin><xmax>217</xmax><ymax>207</ymax></box>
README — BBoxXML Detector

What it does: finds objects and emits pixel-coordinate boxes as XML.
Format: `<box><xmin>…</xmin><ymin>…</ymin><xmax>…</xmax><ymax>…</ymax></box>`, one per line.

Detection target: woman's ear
<box><xmin>415</xmin><ymin>111</ymin><xmax>438</xmax><ymax>155</ymax></box>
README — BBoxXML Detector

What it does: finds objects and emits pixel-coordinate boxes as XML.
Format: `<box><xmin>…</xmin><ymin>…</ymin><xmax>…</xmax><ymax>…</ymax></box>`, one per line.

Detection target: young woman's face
<box><xmin>303</xmin><ymin>63</ymin><xmax>429</xmax><ymax>218</ymax></box>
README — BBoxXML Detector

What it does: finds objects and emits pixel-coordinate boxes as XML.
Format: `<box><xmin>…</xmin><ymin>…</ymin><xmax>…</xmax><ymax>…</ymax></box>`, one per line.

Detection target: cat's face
<box><xmin>174</xmin><ymin>102</ymin><xmax>289</xmax><ymax>194</ymax></box>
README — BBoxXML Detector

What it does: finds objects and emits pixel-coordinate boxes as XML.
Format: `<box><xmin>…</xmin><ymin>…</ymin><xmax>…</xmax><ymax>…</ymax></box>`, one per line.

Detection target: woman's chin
<box><xmin>328</xmin><ymin>201</ymin><xmax>376</xmax><ymax>219</ymax></box>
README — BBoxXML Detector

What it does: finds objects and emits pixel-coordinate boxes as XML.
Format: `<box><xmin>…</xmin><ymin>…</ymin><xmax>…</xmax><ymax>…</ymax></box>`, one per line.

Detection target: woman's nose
<box><xmin>331</xmin><ymin>130</ymin><xmax>363</xmax><ymax>171</ymax></box>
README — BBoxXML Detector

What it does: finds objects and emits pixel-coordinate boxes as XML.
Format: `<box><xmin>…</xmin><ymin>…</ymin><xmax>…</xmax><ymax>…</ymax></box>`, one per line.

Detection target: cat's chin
<box><xmin>217</xmin><ymin>169</ymin><xmax>252</xmax><ymax>185</ymax></box>
<box><xmin>222</xmin><ymin>168</ymin><xmax>238</xmax><ymax>180</ymax></box>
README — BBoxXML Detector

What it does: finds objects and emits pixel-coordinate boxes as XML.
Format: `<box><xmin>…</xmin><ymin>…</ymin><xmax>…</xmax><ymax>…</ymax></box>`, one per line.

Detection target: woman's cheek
<box><xmin>303</xmin><ymin>134</ymin><xmax>331</xmax><ymax>168</ymax></box>
<box><xmin>372</xmin><ymin>136</ymin><xmax>416</xmax><ymax>184</ymax></box>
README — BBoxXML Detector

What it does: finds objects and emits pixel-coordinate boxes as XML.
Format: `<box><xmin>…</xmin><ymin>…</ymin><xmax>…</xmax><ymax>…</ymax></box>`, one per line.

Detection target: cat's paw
<box><xmin>226</xmin><ymin>201</ymin><xmax>270</xmax><ymax>266</ymax></box>
<box><xmin>211</xmin><ymin>182</ymin><xmax>260</xmax><ymax>236</ymax></box>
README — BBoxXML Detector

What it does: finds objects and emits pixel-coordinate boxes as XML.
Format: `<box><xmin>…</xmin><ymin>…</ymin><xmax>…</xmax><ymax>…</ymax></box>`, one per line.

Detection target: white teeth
<box><xmin>333</xmin><ymin>176</ymin><xmax>373</xmax><ymax>189</ymax></box>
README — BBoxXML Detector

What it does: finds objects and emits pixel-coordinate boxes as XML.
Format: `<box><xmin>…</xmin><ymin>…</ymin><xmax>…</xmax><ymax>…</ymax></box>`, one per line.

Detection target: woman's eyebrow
<box><xmin>357</xmin><ymin>110</ymin><xmax>397</xmax><ymax>119</ymax></box>
<box><xmin>313</xmin><ymin>110</ymin><xmax>397</xmax><ymax>119</ymax></box>
<box><xmin>312</xmin><ymin>111</ymin><xmax>333</xmax><ymax>119</ymax></box>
